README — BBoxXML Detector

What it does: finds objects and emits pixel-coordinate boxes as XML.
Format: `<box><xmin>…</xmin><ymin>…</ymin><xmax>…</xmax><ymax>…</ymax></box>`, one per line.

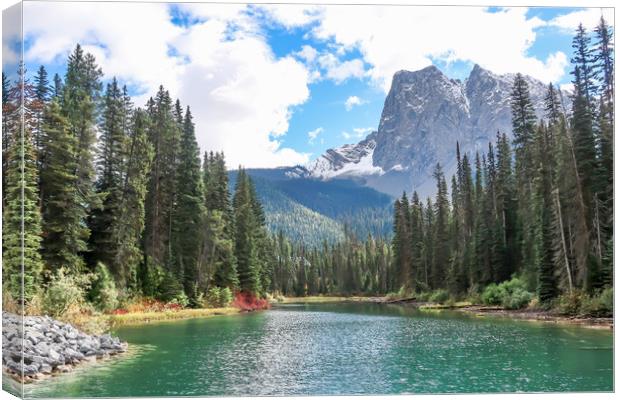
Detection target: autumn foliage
<box><xmin>232</xmin><ymin>292</ymin><xmax>270</xmax><ymax>311</ymax></box>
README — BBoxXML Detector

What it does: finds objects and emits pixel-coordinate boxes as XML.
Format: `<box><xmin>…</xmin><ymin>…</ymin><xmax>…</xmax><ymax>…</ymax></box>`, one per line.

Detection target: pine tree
<box><xmin>89</xmin><ymin>78</ymin><xmax>127</xmax><ymax>271</ymax></box>
<box><xmin>544</xmin><ymin>83</ymin><xmax>562</xmax><ymax>125</ymax></box>
<box><xmin>61</xmin><ymin>44</ymin><xmax>103</xmax><ymax>262</ymax></box>
<box><xmin>53</xmin><ymin>73</ymin><xmax>63</xmax><ymax>99</ymax></box>
<box><xmin>538</xmin><ymin>124</ymin><xmax>558</xmax><ymax>303</ymax></box>
<box><xmin>34</xmin><ymin>65</ymin><xmax>50</xmax><ymax>102</ymax></box>
<box><xmin>511</xmin><ymin>74</ymin><xmax>539</xmax><ymax>288</ymax></box>
<box><xmin>40</xmin><ymin>99</ymin><xmax>87</xmax><ymax>273</ymax></box>
<box><xmin>202</xmin><ymin>151</ymin><xmax>238</xmax><ymax>289</ymax></box>
<box><xmin>173</xmin><ymin>106</ymin><xmax>207</xmax><ymax>301</ymax></box>
<box><xmin>392</xmin><ymin>193</ymin><xmax>412</xmax><ymax>290</ymax></box>
<box><xmin>431</xmin><ymin>163</ymin><xmax>450</xmax><ymax>289</ymax></box>
<box><xmin>144</xmin><ymin>86</ymin><xmax>180</xmax><ymax>273</ymax></box>
<box><xmin>115</xmin><ymin>109</ymin><xmax>153</xmax><ymax>289</ymax></box>
<box><xmin>495</xmin><ymin>132</ymin><xmax>518</xmax><ymax>282</ymax></box>
<box><xmin>233</xmin><ymin>169</ymin><xmax>263</xmax><ymax>294</ymax></box>
<box><xmin>32</xmin><ymin>66</ymin><xmax>50</xmax><ymax>174</ymax></box>
<box><xmin>2</xmin><ymin>125</ymin><xmax>44</xmax><ymax>302</ymax></box>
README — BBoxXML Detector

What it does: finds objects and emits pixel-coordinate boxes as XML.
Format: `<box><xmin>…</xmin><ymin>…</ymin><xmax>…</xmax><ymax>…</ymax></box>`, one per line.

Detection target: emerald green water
<box><xmin>25</xmin><ymin>303</ymin><xmax>613</xmax><ymax>397</ymax></box>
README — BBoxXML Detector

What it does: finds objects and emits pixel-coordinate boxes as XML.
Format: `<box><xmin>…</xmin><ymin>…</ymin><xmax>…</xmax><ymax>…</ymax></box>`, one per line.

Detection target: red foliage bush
<box><xmin>232</xmin><ymin>292</ymin><xmax>270</xmax><ymax>311</ymax></box>
<box><xmin>111</xmin><ymin>309</ymin><xmax>128</xmax><ymax>315</ymax></box>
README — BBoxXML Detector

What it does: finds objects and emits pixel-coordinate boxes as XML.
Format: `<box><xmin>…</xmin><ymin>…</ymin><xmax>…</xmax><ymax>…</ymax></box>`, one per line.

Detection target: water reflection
<box><xmin>25</xmin><ymin>303</ymin><xmax>613</xmax><ymax>397</ymax></box>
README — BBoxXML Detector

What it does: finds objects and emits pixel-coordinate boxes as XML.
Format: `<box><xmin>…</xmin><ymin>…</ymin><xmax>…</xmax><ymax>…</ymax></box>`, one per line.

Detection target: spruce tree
<box><xmin>511</xmin><ymin>74</ymin><xmax>539</xmax><ymax>288</ymax></box>
<box><xmin>203</xmin><ymin>151</ymin><xmax>238</xmax><ymax>290</ymax></box>
<box><xmin>40</xmin><ymin>99</ymin><xmax>87</xmax><ymax>273</ymax></box>
<box><xmin>173</xmin><ymin>106</ymin><xmax>206</xmax><ymax>301</ymax></box>
<box><xmin>89</xmin><ymin>78</ymin><xmax>126</xmax><ymax>271</ymax></box>
<box><xmin>233</xmin><ymin>169</ymin><xmax>262</xmax><ymax>294</ymax></box>
<box><xmin>61</xmin><ymin>45</ymin><xmax>103</xmax><ymax>262</ymax></box>
<box><xmin>431</xmin><ymin>163</ymin><xmax>450</xmax><ymax>289</ymax></box>
<box><xmin>538</xmin><ymin>124</ymin><xmax>558</xmax><ymax>303</ymax></box>
<box><xmin>52</xmin><ymin>73</ymin><xmax>63</xmax><ymax>99</ymax></box>
<box><xmin>144</xmin><ymin>87</ymin><xmax>180</xmax><ymax>273</ymax></box>
<box><xmin>2</xmin><ymin>126</ymin><xmax>44</xmax><ymax>302</ymax></box>
<box><xmin>116</xmin><ymin>109</ymin><xmax>153</xmax><ymax>289</ymax></box>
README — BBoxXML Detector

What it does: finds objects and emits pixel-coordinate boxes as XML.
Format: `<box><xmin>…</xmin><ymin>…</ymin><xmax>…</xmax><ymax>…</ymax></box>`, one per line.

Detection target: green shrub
<box><xmin>482</xmin><ymin>278</ymin><xmax>532</xmax><ymax>310</ymax></box>
<box><xmin>156</xmin><ymin>271</ymin><xmax>184</xmax><ymax>303</ymax></box>
<box><xmin>555</xmin><ymin>290</ymin><xmax>584</xmax><ymax>315</ymax></box>
<box><xmin>220</xmin><ymin>287</ymin><xmax>233</xmax><ymax>307</ymax></box>
<box><xmin>204</xmin><ymin>287</ymin><xmax>233</xmax><ymax>307</ymax></box>
<box><xmin>429</xmin><ymin>289</ymin><xmax>449</xmax><ymax>304</ymax></box>
<box><xmin>502</xmin><ymin>288</ymin><xmax>533</xmax><ymax>310</ymax></box>
<box><xmin>169</xmin><ymin>292</ymin><xmax>190</xmax><ymax>308</ymax></box>
<box><xmin>416</xmin><ymin>291</ymin><xmax>431</xmax><ymax>302</ymax></box>
<box><xmin>580</xmin><ymin>288</ymin><xmax>613</xmax><ymax>317</ymax></box>
<box><xmin>42</xmin><ymin>268</ymin><xmax>92</xmax><ymax>317</ymax></box>
<box><xmin>90</xmin><ymin>263</ymin><xmax>119</xmax><ymax>312</ymax></box>
<box><xmin>481</xmin><ymin>283</ymin><xmax>505</xmax><ymax>305</ymax></box>
<box><xmin>206</xmin><ymin>287</ymin><xmax>222</xmax><ymax>307</ymax></box>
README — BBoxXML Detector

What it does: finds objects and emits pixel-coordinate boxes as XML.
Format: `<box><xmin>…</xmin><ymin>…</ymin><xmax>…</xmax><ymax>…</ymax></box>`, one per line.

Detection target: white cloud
<box><xmin>548</xmin><ymin>8</ymin><xmax>614</xmax><ymax>32</ymax></box>
<box><xmin>342</xmin><ymin>126</ymin><xmax>373</xmax><ymax>140</ymax></box>
<box><xmin>307</xmin><ymin>127</ymin><xmax>324</xmax><ymax>144</ymax></box>
<box><xmin>294</xmin><ymin>47</ymin><xmax>366</xmax><ymax>84</ymax></box>
<box><xmin>24</xmin><ymin>2</ymin><xmax>183</xmax><ymax>99</ymax></box>
<box><xmin>296</xmin><ymin>45</ymin><xmax>319</xmax><ymax>63</ymax></box>
<box><xmin>311</xmin><ymin>6</ymin><xmax>573</xmax><ymax>91</ymax></box>
<box><xmin>23</xmin><ymin>2</ymin><xmax>312</xmax><ymax>168</ymax></box>
<box><xmin>2</xmin><ymin>3</ymin><xmax>21</xmax><ymax>71</ymax></box>
<box><xmin>260</xmin><ymin>4</ymin><xmax>322</xmax><ymax>29</ymax></box>
<box><xmin>344</xmin><ymin>95</ymin><xmax>364</xmax><ymax>111</ymax></box>
<box><xmin>317</xmin><ymin>53</ymin><xmax>366</xmax><ymax>84</ymax></box>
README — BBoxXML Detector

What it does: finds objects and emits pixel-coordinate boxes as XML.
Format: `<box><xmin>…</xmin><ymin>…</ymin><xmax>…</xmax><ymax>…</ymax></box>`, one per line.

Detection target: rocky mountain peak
<box><xmin>303</xmin><ymin>65</ymin><xmax>569</xmax><ymax>198</ymax></box>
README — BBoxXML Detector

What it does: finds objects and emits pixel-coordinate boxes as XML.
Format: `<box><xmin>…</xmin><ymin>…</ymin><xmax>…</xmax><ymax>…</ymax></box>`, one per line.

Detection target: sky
<box><xmin>2</xmin><ymin>2</ymin><xmax>615</xmax><ymax>169</ymax></box>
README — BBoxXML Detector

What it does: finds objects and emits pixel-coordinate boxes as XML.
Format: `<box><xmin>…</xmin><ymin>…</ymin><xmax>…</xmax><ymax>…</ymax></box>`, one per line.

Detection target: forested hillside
<box><xmin>230</xmin><ymin>169</ymin><xmax>394</xmax><ymax>243</ymax></box>
<box><xmin>1</xmin><ymin>18</ymin><xmax>613</xmax><ymax>317</ymax></box>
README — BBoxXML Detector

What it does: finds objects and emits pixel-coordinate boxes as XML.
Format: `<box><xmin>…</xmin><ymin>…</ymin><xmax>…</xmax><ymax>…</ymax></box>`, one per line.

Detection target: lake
<box><xmin>25</xmin><ymin>302</ymin><xmax>613</xmax><ymax>397</ymax></box>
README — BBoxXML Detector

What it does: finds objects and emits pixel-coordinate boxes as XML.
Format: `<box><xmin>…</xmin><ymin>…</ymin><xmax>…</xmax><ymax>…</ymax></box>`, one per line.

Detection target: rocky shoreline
<box><xmin>2</xmin><ymin>312</ymin><xmax>127</xmax><ymax>383</ymax></box>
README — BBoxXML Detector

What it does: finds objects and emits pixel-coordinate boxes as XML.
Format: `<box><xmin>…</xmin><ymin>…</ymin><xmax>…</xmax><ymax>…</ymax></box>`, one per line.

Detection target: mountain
<box><xmin>298</xmin><ymin>64</ymin><xmax>569</xmax><ymax>198</ymax></box>
<box><xmin>229</xmin><ymin>169</ymin><xmax>394</xmax><ymax>247</ymax></box>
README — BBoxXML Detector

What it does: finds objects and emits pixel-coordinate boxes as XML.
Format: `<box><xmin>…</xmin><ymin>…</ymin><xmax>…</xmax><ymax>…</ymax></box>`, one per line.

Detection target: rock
<box><xmin>5</xmin><ymin>360</ymin><xmax>21</xmax><ymax>374</ymax></box>
<box><xmin>34</xmin><ymin>342</ymin><xmax>50</xmax><ymax>357</ymax></box>
<box><xmin>22</xmin><ymin>363</ymin><xmax>39</xmax><ymax>376</ymax></box>
<box><xmin>2</xmin><ymin>312</ymin><xmax>127</xmax><ymax>381</ymax></box>
<box><xmin>56</xmin><ymin>364</ymin><xmax>72</xmax><ymax>373</ymax></box>
<box><xmin>39</xmin><ymin>363</ymin><xmax>53</xmax><ymax>374</ymax></box>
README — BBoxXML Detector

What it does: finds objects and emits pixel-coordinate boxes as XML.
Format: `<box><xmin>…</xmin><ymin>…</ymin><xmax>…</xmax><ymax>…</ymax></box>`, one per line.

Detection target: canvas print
<box><xmin>1</xmin><ymin>1</ymin><xmax>615</xmax><ymax>398</ymax></box>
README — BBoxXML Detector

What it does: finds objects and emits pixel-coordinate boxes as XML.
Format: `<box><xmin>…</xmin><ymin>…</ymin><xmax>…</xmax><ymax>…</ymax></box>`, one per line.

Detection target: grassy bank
<box><xmin>108</xmin><ymin>307</ymin><xmax>240</xmax><ymax>327</ymax></box>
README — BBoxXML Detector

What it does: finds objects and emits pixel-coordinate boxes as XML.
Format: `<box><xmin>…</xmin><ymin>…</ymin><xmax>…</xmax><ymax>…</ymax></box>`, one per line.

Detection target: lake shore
<box><xmin>108</xmin><ymin>307</ymin><xmax>241</xmax><ymax>327</ymax></box>
<box><xmin>276</xmin><ymin>295</ymin><xmax>613</xmax><ymax>330</ymax></box>
<box><xmin>376</xmin><ymin>297</ymin><xmax>613</xmax><ymax>330</ymax></box>
<box><xmin>2</xmin><ymin>307</ymin><xmax>242</xmax><ymax>385</ymax></box>
<box><xmin>2</xmin><ymin>312</ymin><xmax>127</xmax><ymax>384</ymax></box>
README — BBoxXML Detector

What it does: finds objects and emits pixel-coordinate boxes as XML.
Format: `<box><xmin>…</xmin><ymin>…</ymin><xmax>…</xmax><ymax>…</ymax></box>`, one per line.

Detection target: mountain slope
<box><xmin>301</xmin><ymin>64</ymin><xmax>569</xmax><ymax>198</ymax></box>
<box><xmin>229</xmin><ymin>170</ymin><xmax>394</xmax><ymax>246</ymax></box>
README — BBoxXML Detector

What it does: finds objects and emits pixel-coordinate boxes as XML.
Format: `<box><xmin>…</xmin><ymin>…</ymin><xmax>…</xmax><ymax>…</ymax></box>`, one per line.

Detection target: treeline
<box><xmin>270</xmin><ymin>230</ymin><xmax>393</xmax><ymax>296</ymax></box>
<box><xmin>392</xmin><ymin>19</ymin><xmax>613</xmax><ymax>303</ymax></box>
<box><xmin>2</xmin><ymin>45</ymin><xmax>274</xmax><ymax>309</ymax></box>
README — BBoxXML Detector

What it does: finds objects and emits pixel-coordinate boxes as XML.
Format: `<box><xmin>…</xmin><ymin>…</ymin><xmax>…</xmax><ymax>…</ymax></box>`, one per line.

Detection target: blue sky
<box><xmin>4</xmin><ymin>3</ymin><xmax>614</xmax><ymax>168</ymax></box>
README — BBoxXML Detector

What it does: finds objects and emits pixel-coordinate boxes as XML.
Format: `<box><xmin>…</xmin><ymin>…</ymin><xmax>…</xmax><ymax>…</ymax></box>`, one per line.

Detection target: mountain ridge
<box><xmin>297</xmin><ymin>64</ymin><xmax>569</xmax><ymax>198</ymax></box>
